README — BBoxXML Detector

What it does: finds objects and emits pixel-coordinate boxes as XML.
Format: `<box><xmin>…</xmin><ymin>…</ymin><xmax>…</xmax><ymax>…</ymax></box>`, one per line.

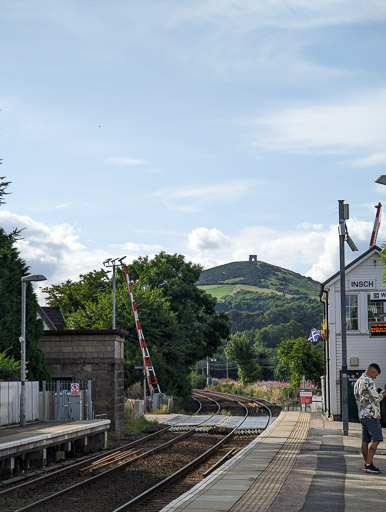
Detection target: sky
<box><xmin>1</xmin><ymin>0</ymin><xmax>386</xmax><ymax>302</ymax></box>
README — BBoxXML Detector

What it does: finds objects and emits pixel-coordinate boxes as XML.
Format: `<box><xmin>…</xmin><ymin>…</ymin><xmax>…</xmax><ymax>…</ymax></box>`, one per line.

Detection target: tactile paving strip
<box><xmin>229</xmin><ymin>412</ymin><xmax>310</xmax><ymax>512</ymax></box>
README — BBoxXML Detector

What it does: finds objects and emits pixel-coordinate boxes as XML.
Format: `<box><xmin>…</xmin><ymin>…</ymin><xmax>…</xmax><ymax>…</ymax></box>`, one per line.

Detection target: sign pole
<box><xmin>339</xmin><ymin>200</ymin><xmax>349</xmax><ymax>436</ymax></box>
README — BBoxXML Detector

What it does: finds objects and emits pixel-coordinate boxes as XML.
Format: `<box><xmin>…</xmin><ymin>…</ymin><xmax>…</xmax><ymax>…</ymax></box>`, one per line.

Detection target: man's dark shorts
<box><xmin>360</xmin><ymin>417</ymin><xmax>384</xmax><ymax>443</ymax></box>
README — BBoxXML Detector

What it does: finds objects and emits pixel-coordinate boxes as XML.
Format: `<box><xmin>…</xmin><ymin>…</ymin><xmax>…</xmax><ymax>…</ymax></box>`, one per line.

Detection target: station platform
<box><xmin>0</xmin><ymin>419</ymin><xmax>110</xmax><ymax>475</ymax></box>
<box><xmin>160</xmin><ymin>411</ymin><xmax>386</xmax><ymax>512</ymax></box>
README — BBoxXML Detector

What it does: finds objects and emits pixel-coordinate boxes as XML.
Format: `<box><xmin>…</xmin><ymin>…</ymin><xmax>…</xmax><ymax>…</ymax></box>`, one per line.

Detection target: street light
<box><xmin>20</xmin><ymin>274</ymin><xmax>47</xmax><ymax>426</ymax></box>
<box><xmin>338</xmin><ymin>201</ymin><xmax>358</xmax><ymax>437</ymax></box>
<box><xmin>103</xmin><ymin>256</ymin><xmax>126</xmax><ymax>329</ymax></box>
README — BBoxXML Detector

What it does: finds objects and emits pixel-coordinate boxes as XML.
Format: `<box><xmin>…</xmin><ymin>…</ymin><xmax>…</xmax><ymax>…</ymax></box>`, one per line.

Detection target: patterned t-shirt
<box><xmin>353</xmin><ymin>372</ymin><xmax>384</xmax><ymax>419</ymax></box>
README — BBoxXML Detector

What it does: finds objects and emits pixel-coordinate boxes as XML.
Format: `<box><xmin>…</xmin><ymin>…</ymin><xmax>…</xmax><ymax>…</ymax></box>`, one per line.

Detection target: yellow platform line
<box><xmin>229</xmin><ymin>412</ymin><xmax>310</xmax><ymax>512</ymax></box>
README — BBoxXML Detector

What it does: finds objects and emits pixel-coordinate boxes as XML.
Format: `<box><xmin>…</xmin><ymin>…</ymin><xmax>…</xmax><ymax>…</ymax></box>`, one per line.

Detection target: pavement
<box><xmin>160</xmin><ymin>411</ymin><xmax>386</xmax><ymax>512</ymax></box>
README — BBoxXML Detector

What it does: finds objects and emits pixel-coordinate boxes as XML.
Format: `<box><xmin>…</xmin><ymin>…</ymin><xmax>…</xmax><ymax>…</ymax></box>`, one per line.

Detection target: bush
<box><xmin>191</xmin><ymin>373</ymin><xmax>207</xmax><ymax>389</ymax></box>
<box><xmin>127</xmin><ymin>381</ymin><xmax>145</xmax><ymax>399</ymax></box>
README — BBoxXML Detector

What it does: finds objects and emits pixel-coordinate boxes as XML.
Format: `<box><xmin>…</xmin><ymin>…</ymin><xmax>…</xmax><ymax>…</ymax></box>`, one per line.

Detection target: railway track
<box><xmin>0</xmin><ymin>390</ymin><xmax>278</xmax><ymax>512</ymax></box>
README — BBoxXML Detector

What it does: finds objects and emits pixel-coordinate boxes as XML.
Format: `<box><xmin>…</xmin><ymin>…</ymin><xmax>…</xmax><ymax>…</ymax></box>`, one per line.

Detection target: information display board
<box><xmin>370</xmin><ymin>323</ymin><xmax>386</xmax><ymax>337</ymax></box>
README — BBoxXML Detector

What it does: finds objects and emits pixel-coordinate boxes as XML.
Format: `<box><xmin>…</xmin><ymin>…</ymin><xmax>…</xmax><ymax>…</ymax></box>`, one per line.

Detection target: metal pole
<box><xmin>339</xmin><ymin>199</ymin><xmax>349</xmax><ymax>436</ymax></box>
<box><xmin>43</xmin><ymin>381</ymin><xmax>47</xmax><ymax>422</ymax></box>
<box><xmin>143</xmin><ymin>367</ymin><xmax>147</xmax><ymax>414</ymax></box>
<box><xmin>206</xmin><ymin>356</ymin><xmax>209</xmax><ymax>388</ymax></box>
<box><xmin>20</xmin><ymin>281</ymin><xmax>27</xmax><ymax>427</ymax></box>
<box><xmin>112</xmin><ymin>263</ymin><xmax>116</xmax><ymax>329</ymax></box>
<box><xmin>87</xmin><ymin>380</ymin><xmax>93</xmax><ymax>420</ymax></box>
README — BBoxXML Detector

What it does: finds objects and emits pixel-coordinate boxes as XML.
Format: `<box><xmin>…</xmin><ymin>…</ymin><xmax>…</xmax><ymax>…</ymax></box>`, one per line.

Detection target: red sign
<box><xmin>71</xmin><ymin>383</ymin><xmax>80</xmax><ymax>395</ymax></box>
<box><xmin>300</xmin><ymin>391</ymin><xmax>313</xmax><ymax>404</ymax></box>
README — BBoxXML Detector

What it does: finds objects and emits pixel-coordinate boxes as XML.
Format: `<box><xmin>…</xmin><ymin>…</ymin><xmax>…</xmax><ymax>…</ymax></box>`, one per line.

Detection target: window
<box><xmin>346</xmin><ymin>295</ymin><xmax>358</xmax><ymax>330</ymax></box>
<box><xmin>367</xmin><ymin>295</ymin><xmax>385</xmax><ymax>324</ymax></box>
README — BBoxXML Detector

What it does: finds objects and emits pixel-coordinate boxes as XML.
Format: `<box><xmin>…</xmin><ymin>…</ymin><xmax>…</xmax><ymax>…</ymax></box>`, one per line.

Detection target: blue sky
<box><xmin>1</xmin><ymin>1</ymin><xmax>386</xmax><ymax>299</ymax></box>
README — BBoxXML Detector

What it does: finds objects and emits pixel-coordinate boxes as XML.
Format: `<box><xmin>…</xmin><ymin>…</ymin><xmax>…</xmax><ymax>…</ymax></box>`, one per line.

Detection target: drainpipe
<box><xmin>320</xmin><ymin>285</ymin><xmax>331</xmax><ymax>417</ymax></box>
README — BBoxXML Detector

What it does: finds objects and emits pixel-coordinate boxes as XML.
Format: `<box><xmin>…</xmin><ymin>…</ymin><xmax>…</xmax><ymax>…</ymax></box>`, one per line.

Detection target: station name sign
<box><xmin>369</xmin><ymin>323</ymin><xmax>386</xmax><ymax>337</ymax></box>
<box><xmin>370</xmin><ymin>291</ymin><xmax>386</xmax><ymax>302</ymax></box>
<box><xmin>349</xmin><ymin>280</ymin><xmax>375</xmax><ymax>290</ymax></box>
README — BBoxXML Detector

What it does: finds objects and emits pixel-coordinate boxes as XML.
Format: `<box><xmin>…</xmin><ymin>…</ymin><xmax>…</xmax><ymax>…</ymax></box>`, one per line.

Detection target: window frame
<box><xmin>345</xmin><ymin>294</ymin><xmax>359</xmax><ymax>331</ymax></box>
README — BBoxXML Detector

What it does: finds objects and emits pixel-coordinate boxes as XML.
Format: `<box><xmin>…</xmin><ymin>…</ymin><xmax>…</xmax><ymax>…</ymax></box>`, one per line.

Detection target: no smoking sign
<box><xmin>71</xmin><ymin>383</ymin><xmax>80</xmax><ymax>395</ymax></box>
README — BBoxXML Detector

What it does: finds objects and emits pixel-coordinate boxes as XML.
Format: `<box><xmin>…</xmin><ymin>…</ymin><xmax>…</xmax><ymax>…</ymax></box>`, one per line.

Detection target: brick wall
<box><xmin>39</xmin><ymin>330</ymin><xmax>128</xmax><ymax>434</ymax></box>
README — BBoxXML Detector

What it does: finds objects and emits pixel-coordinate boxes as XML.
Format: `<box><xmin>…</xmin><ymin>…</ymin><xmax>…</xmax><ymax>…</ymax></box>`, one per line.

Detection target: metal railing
<box><xmin>281</xmin><ymin>387</ymin><xmax>322</xmax><ymax>412</ymax></box>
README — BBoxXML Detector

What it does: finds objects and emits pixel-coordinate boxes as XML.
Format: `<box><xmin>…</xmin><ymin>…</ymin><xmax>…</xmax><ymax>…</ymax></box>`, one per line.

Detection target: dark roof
<box><xmin>38</xmin><ymin>306</ymin><xmax>66</xmax><ymax>330</ymax></box>
<box><xmin>321</xmin><ymin>245</ymin><xmax>382</xmax><ymax>288</ymax></box>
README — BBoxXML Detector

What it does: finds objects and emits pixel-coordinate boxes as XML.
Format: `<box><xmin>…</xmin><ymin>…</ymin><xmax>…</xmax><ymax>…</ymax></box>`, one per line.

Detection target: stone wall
<box><xmin>39</xmin><ymin>330</ymin><xmax>128</xmax><ymax>434</ymax></box>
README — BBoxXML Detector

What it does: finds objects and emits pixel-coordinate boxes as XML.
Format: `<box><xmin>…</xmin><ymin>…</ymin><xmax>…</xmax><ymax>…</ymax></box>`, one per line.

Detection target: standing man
<box><xmin>354</xmin><ymin>363</ymin><xmax>384</xmax><ymax>473</ymax></box>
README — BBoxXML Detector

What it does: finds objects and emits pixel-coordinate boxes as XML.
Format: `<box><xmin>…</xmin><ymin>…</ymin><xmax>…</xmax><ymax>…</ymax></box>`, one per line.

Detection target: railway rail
<box><xmin>0</xmin><ymin>390</ymin><xmax>278</xmax><ymax>512</ymax></box>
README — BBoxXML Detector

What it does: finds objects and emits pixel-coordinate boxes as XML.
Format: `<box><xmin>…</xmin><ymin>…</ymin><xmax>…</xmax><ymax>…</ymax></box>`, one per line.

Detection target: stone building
<box><xmin>39</xmin><ymin>329</ymin><xmax>127</xmax><ymax>434</ymax></box>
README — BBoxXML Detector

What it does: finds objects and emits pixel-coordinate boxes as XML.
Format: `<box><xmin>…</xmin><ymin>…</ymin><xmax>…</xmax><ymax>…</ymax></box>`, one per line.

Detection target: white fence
<box><xmin>0</xmin><ymin>381</ymin><xmax>40</xmax><ymax>426</ymax></box>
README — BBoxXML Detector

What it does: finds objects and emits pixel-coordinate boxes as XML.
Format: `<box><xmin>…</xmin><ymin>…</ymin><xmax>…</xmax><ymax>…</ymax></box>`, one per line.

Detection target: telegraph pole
<box><xmin>103</xmin><ymin>256</ymin><xmax>126</xmax><ymax>329</ymax></box>
<box><xmin>338</xmin><ymin>200</ymin><xmax>358</xmax><ymax>436</ymax></box>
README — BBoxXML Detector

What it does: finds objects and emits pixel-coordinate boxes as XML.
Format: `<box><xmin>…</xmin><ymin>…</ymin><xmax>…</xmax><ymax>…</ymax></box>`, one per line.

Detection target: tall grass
<box><xmin>210</xmin><ymin>379</ymin><xmax>291</xmax><ymax>404</ymax></box>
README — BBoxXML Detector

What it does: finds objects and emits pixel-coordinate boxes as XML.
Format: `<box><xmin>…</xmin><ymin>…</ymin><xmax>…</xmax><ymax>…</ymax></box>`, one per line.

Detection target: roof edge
<box><xmin>322</xmin><ymin>245</ymin><xmax>383</xmax><ymax>289</ymax></box>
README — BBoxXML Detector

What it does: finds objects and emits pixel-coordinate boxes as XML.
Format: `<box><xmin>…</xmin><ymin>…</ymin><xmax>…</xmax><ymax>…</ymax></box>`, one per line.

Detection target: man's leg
<box><xmin>361</xmin><ymin>442</ymin><xmax>369</xmax><ymax>463</ymax></box>
<box><xmin>366</xmin><ymin>440</ymin><xmax>380</xmax><ymax>465</ymax></box>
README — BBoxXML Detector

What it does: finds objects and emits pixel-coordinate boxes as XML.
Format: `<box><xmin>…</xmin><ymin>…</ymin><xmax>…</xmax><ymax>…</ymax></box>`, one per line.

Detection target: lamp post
<box><xmin>20</xmin><ymin>274</ymin><xmax>47</xmax><ymax>427</ymax></box>
<box><xmin>338</xmin><ymin>201</ymin><xmax>358</xmax><ymax>436</ymax></box>
<box><xmin>103</xmin><ymin>256</ymin><xmax>126</xmax><ymax>329</ymax></box>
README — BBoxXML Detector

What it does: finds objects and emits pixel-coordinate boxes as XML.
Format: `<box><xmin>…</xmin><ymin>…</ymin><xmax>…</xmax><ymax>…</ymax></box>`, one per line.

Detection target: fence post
<box><xmin>87</xmin><ymin>380</ymin><xmax>92</xmax><ymax>420</ymax></box>
<box><xmin>42</xmin><ymin>381</ymin><xmax>47</xmax><ymax>422</ymax></box>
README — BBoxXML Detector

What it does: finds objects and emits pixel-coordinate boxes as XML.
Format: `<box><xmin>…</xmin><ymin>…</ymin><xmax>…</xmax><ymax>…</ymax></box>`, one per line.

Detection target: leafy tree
<box><xmin>275</xmin><ymin>337</ymin><xmax>323</xmax><ymax>387</ymax></box>
<box><xmin>43</xmin><ymin>270</ymin><xmax>110</xmax><ymax>317</ymax></box>
<box><xmin>225</xmin><ymin>332</ymin><xmax>262</xmax><ymax>384</ymax></box>
<box><xmin>217</xmin><ymin>291</ymin><xmax>323</xmax><ymax>339</ymax></box>
<box><xmin>126</xmin><ymin>253</ymin><xmax>230</xmax><ymax>359</ymax></box>
<box><xmin>254</xmin><ymin>319</ymin><xmax>305</xmax><ymax>349</ymax></box>
<box><xmin>253</xmin><ymin>340</ymin><xmax>277</xmax><ymax>380</ymax></box>
<box><xmin>43</xmin><ymin>253</ymin><xmax>230</xmax><ymax>403</ymax></box>
<box><xmin>0</xmin><ymin>350</ymin><xmax>21</xmax><ymax>381</ymax></box>
<box><xmin>0</xmin><ymin>178</ymin><xmax>49</xmax><ymax>381</ymax></box>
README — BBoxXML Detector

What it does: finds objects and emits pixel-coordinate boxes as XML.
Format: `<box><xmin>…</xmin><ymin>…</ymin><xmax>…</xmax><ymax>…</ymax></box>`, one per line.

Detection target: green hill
<box><xmin>197</xmin><ymin>260</ymin><xmax>323</xmax><ymax>341</ymax></box>
<box><xmin>197</xmin><ymin>260</ymin><xmax>320</xmax><ymax>297</ymax></box>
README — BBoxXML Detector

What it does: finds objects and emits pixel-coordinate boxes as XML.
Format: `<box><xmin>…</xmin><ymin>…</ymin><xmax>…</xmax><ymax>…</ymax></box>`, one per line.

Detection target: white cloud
<box><xmin>188</xmin><ymin>228</ymin><xmax>232</xmax><ymax>252</ymax></box>
<box><xmin>254</xmin><ymin>89</ymin><xmax>386</xmax><ymax>155</ymax></box>
<box><xmin>187</xmin><ymin>217</ymin><xmax>386</xmax><ymax>282</ymax></box>
<box><xmin>297</xmin><ymin>222</ymin><xmax>323</xmax><ymax>231</ymax></box>
<box><xmin>155</xmin><ymin>180</ymin><xmax>264</xmax><ymax>212</ymax></box>
<box><xmin>352</xmin><ymin>153</ymin><xmax>386</xmax><ymax>167</ymax></box>
<box><xmin>1</xmin><ymin>207</ymin><xmax>384</xmax><ymax>308</ymax></box>
<box><xmin>0</xmin><ymin>210</ymin><xmax>166</xmax><ymax>303</ymax></box>
<box><xmin>108</xmin><ymin>157</ymin><xmax>147</xmax><ymax>166</ymax></box>
<box><xmin>170</xmin><ymin>0</ymin><xmax>386</xmax><ymax>31</ymax></box>
<box><xmin>169</xmin><ymin>181</ymin><xmax>261</xmax><ymax>200</ymax></box>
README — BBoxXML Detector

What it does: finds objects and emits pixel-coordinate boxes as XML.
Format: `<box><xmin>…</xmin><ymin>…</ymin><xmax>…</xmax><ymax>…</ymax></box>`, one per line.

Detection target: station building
<box><xmin>321</xmin><ymin>245</ymin><xmax>386</xmax><ymax>420</ymax></box>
